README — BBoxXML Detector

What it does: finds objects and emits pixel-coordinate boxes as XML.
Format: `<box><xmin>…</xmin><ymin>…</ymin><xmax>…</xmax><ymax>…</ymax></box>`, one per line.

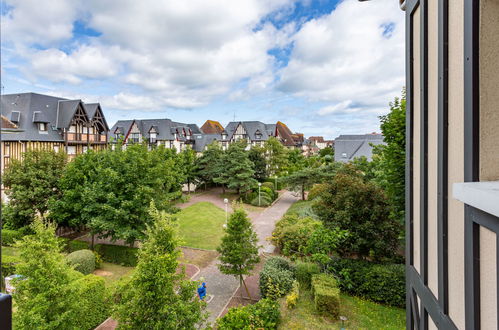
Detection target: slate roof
<box><xmin>192</xmin><ymin>133</ymin><xmax>222</xmax><ymax>152</ymax></box>
<box><xmin>0</xmin><ymin>92</ymin><xmax>107</xmax><ymax>142</ymax></box>
<box><xmin>109</xmin><ymin>118</ymin><xmax>201</xmax><ymax>142</ymax></box>
<box><xmin>224</xmin><ymin>121</ymin><xmax>274</xmax><ymax>141</ymax></box>
<box><xmin>201</xmin><ymin>120</ymin><xmax>224</xmax><ymax>134</ymax></box>
<box><xmin>334</xmin><ymin>134</ymin><xmax>385</xmax><ymax>162</ymax></box>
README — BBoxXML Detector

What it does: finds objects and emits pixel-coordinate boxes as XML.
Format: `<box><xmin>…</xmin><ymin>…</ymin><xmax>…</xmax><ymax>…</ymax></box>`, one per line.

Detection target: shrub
<box><xmin>217</xmin><ymin>299</ymin><xmax>280</xmax><ymax>329</ymax></box>
<box><xmin>295</xmin><ymin>261</ymin><xmax>320</xmax><ymax>289</ymax></box>
<box><xmin>264</xmin><ymin>178</ymin><xmax>283</xmax><ymax>190</ymax></box>
<box><xmin>260</xmin><ymin>186</ymin><xmax>276</xmax><ymax>201</ymax></box>
<box><xmin>94</xmin><ymin>244</ymin><xmax>138</xmax><ymax>266</ymax></box>
<box><xmin>272</xmin><ymin>215</ymin><xmax>322</xmax><ymax>256</ymax></box>
<box><xmin>286</xmin><ymin>281</ymin><xmax>300</xmax><ymax>309</ymax></box>
<box><xmin>1</xmin><ymin>229</ymin><xmax>22</xmax><ymax>246</ymax></box>
<box><xmin>262</xmin><ymin>181</ymin><xmax>275</xmax><ymax>192</ymax></box>
<box><xmin>307</xmin><ymin>183</ymin><xmax>326</xmax><ymax>201</ymax></box>
<box><xmin>326</xmin><ymin>257</ymin><xmax>405</xmax><ymax>308</ymax></box>
<box><xmin>250</xmin><ymin>191</ymin><xmax>273</xmax><ymax>207</ymax></box>
<box><xmin>259</xmin><ymin>257</ymin><xmax>295</xmax><ymax>299</ymax></box>
<box><xmin>71</xmin><ymin>274</ymin><xmax>107</xmax><ymax>329</ymax></box>
<box><xmin>1</xmin><ymin>255</ymin><xmax>20</xmax><ymax>276</ymax></box>
<box><xmin>311</xmin><ymin>274</ymin><xmax>340</xmax><ymax>318</ymax></box>
<box><xmin>94</xmin><ymin>251</ymin><xmax>103</xmax><ymax>269</ymax></box>
<box><xmin>59</xmin><ymin>238</ymin><xmax>90</xmax><ymax>253</ymax></box>
<box><xmin>66</xmin><ymin>249</ymin><xmax>96</xmax><ymax>275</ymax></box>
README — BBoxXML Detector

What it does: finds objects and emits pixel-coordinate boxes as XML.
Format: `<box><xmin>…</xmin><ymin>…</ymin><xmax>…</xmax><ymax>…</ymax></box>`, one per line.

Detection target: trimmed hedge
<box><xmin>295</xmin><ymin>261</ymin><xmax>320</xmax><ymax>289</ymax></box>
<box><xmin>217</xmin><ymin>298</ymin><xmax>280</xmax><ymax>330</ymax></box>
<box><xmin>1</xmin><ymin>255</ymin><xmax>20</xmax><ymax>276</ymax></box>
<box><xmin>259</xmin><ymin>257</ymin><xmax>295</xmax><ymax>299</ymax></box>
<box><xmin>272</xmin><ymin>215</ymin><xmax>322</xmax><ymax>257</ymax></box>
<box><xmin>1</xmin><ymin>229</ymin><xmax>22</xmax><ymax>246</ymax></box>
<box><xmin>71</xmin><ymin>274</ymin><xmax>107</xmax><ymax>329</ymax></box>
<box><xmin>66</xmin><ymin>249</ymin><xmax>96</xmax><ymax>275</ymax></box>
<box><xmin>311</xmin><ymin>274</ymin><xmax>340</xmax><ymax>318</ymax></box>
<box><xmin>326</xmin><ymin>257</ymin><xmax>405</xmax><ymax>308</ymax></box>
<box><xmin>59</xmin><ymin>238</ymin><xmax>90</xmax><ymax>253</ymax></box>
<box><xmin>94</xmin><ymin>244</ymin><xmax>138</xmax><ymax>266</ymax></box>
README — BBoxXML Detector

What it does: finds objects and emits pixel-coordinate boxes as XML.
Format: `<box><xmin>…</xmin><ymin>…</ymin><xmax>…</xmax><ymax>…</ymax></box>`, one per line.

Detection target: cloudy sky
<box><xmin>1</xmin><ymin>0</ymin><xmax>404</xmax><ymax>139</ymax></box>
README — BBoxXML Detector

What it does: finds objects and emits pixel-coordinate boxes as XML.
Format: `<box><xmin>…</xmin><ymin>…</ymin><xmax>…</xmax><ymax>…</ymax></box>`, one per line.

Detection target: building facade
<box><xmin>403</xmin><ymin>0</ymin><xmax>498</xmax><ymax>329</ymax></box>
<box><xmin>333</xmin><ymin>134</ymin><xmax>384</xmax><ymax>162</ymax></box>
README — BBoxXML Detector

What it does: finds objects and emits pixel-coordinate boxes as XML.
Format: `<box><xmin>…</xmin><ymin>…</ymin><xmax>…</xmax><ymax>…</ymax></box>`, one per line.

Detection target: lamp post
<box><xmin>258</xmin><ymin>182</ymin><xmax>262</xmax><ymax>207</ymax></box>
<box><xmin>223</xmin><ymin>198</ymin><xmax>229</xmax><ymax>228</ymax></box>
<box><xmin>274</xmin><ymin>176</ymin><xmax>277</xmax><ymax>191</ymax></box>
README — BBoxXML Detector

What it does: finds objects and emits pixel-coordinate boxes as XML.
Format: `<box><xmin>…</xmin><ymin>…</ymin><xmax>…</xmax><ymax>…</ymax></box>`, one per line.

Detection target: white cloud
<box><xmin>278</xmin><ymin>0</ymin><xmax>405</xmax><ymax>108</ymax></box>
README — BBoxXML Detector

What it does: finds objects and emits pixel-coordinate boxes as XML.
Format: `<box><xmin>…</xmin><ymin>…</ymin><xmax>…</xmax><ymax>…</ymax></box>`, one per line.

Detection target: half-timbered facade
<box><xmin>0</xmin><ymin>92</ymin><xmax>109</xmax><ymax>173</ymax></box>
<box><xmin>402</xmin><ymin>0</ymin><xmax>498</xmax><ymax>328</ymax></box>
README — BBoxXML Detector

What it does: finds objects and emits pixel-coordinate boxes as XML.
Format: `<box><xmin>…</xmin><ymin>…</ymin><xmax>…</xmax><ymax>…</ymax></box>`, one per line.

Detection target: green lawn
<box><xmin>176</xmin><ymin>202</ymin><xmax>226</xmax><ymax>250</ymax></box>
<box><xmin>285</xmin><ymin>200</ymin><xmax>318</xmax><ymax>219</ymax></box>
<box><xmin>279</xmin><ymin>290</ymin><xmax>405</xmax><ymax>330</ymax></box>
<box><xmin>2</xmin><ymin>246</ymin><xmax>20</xmax><ymax>257</ymax></box>
<box><xmin>94</xmin><ymin>262</ymin><xmax>134</xmax><ymax>287</ymax></box>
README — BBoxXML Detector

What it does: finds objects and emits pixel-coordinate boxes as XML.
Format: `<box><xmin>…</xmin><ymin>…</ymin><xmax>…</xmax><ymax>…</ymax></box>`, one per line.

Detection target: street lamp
<box><xmin>223</xmin><ymin>198</ymin><xmax>229</xmax><ymax>228</ymax></box>
<box><xmin>258</xmin><ymin>182</ymin><xmax>262</xmax><ymax>207</ymax></box>
<box><xmin>340</xmin><ymin>316</ymin><xmax>348</xmax><ymax>330</ymax></box>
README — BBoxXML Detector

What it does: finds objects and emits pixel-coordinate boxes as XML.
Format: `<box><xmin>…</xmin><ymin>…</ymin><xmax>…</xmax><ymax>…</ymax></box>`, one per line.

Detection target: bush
<box><xmin>272</xmin><ymin>215</ymin><xmax>322</xmax><ymax>257</ymax></box>
<box><xmin>295</xmin><ymin>261</ymin><xmax>320</xmax><ymax>289</ymax></box>
<box><xmin>94</xmin><ymin>244</ymin><xmax>138</xmax><ymax>266</ymax></box>
<box><xmin>260</xmin><ymin>186</ymin><xmax>276</xmax><ymax>200</ymax></box>
<box><xmin>59</xmin><ymin>239</ymin><xmax>90</xmax><ymax>253</ymax></box>
<box><xmin>250</xmin><ymin>191</ymin><xmax>273</xmax><ymax>207</ymax></box>
<box><xmin>264</xmin><ymin>178</ymin><xmax>283</xmax><ymax>190</ymax></box>
<box><xmin>66</xmin><ymin>249</ymin><xmax>96</xmax><ymax>275</ymax></box>
<box><xmin>1</xmin><ymin>229</ymin><xmax>22</xmax><ymax>246</ymax></box>
<box><xmin>259</xmin><ymin>257</ymin><xmax>295</xmax><ymax>299</ymax></box>
<box><xmin>262</xmin><ymin>182</ymin><xmax>275</xmax><ymax>192</ymax></box>
<box><xmin>94</xmin><ymin>251</ymin><xmax>103</xmax><ymax>269</ymax></box>
<box><xmin>326</xmin><ymin>257</ymin><xmax>405</xmax><ymax>308</ymax></box>
<box><xmin>71</xmin><ymin>274</ymin><xmax>107</xmax><ymax>329</ymax></box>
<box><xmin>286</xmin><ymin>281</ymin><xmax>300</xmax><ymax>309</ymax></box>
<box><xmin>307</xmin><ymin>183</ymin><xmax>326</xmax><ymax>201</ymax></box>
<box><xmin>217</xmin><ymin>298</ymin><xmax>280</xmax><ymax>329</ymax></box>
<box><xmin>1</xmin><ymin>255</ymin><xmax>20</xmax><ymax>276</ymax></box>
<box><xmin>311</xmin><ymin>274</ymin><xmax>340</xmax><ymax>318</ymax></box>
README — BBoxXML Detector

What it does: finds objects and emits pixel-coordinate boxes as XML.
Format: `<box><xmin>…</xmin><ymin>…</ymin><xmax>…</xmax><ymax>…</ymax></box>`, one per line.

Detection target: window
<box><xmin>130</xmin><ymin>133</ymin><xmax>140</xmax><ymax>143</ymax></box>
<box><xmin>38</xmin><ymin>123</ymin><xmax>47</xmax><ymax>131</ymax></box>
<box><xmin>150</xmin><ymin>132</ymin><xmax>157</xmax><ymax>144</ymax></box>
<box><xmin>4</xmin><ymin>143</ymin><xmax>10</xmax><ymax>156</ymax></box>
<box><xmin>54</xmin><ymin>145</ymin><xmax>60</xmax><ymax>153</ymax></box>
<box><xmin>341</xmin><ymin>152</ymin><xmax>347</xmax><ymax>158</ymax></box>
<box><xmin>255</xmin><ymin>132</ymin><xmax>262</xmax><ymax>140</ymax></box>
<box><xmin>67</xmin><ymin>146</ymin><xmax>76</xmax><ymax>155</ymax></box>
<box><xmin>69</xmin><ymin>125</ymin><xmax>76</xmax><ymax>133</ymax></box>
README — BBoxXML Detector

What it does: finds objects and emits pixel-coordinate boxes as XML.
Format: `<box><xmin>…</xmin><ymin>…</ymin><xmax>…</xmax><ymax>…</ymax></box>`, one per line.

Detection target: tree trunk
<box><xmin>241</xmin><ymin>275</ymin><xmax>252</xmax><ymax>300</ymax></box>
<box><xmin>187</xmin><ymin>178</ymin><xmax>191</xmax><ymax>194</ymax></box>
<box><xmin>222</xmin><ymin>184</ymin><xmax>226</xmax><ymax>194</ymax></box>
<box><xmin>301</xmin><ymin>184</ymin><xmax>305</xmax><ymax>200</ymax></box>
<box><xmin>91</xmin><ymin>234</ymin><xmax>95</xmax><ymax>250</ymax></box>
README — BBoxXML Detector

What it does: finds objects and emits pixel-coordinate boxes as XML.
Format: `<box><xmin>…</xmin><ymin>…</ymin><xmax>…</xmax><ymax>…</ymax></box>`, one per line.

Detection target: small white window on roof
<box><xmin>341</xmin><ymin>152</ymin><xmax>347</xmax><ymax>158</ymax></box>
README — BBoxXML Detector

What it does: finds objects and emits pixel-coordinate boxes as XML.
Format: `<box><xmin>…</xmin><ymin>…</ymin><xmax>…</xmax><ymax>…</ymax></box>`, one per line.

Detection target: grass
<box><xmin>176</xmin><ymin>201</ymin><xmax>226</xmax><ymax>250</ymax></box>
<box><xmin>93</xmin><ymin>262</ymin><xmax>134</xmax><ymax>287</ymax></box>
<box><xmin>285</xmin><ymin>200</ymin><xmax>318</xmax><ymax>219</ymax></box>
<box><xmin>2</xmin><ymin>246</ymin><xmax>20</xmax><ymax>257</ymax></box>
<box><xmin>279</xmin><ymin>290</ymin><xmax>405</xmax><ymax>330</ymax></box>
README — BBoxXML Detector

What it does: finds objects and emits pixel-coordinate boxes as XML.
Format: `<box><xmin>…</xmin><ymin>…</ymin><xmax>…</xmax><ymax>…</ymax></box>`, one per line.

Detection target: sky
<box><xmin>1</xmin><ymin>0</ymin><xmax>404</xmax><ymax>139</ymax></box>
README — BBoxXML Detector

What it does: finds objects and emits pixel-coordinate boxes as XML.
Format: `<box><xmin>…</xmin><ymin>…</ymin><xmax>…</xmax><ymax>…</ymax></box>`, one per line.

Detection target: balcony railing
<box><xmin>65</xmin><ymin>133</ymin><xmax>107</xmax><ymax>144</ymax></box>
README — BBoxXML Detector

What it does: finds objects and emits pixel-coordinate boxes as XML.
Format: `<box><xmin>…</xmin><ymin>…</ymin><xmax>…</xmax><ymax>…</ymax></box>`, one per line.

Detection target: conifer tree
<box><xmin>220</xmin><ymin>140</ymin><xmax>257</xmax><ymax>195</ymax></box>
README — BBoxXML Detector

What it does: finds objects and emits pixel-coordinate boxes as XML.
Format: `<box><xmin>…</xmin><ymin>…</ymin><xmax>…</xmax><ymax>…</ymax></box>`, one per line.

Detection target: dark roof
<box><xmin>56</xmin><ymin>99</ymin><xmax>83</xmax><ymax>129</ymax></box>
<box><xmin>334</xmin><ymin>134</ymin><xmax>385</xmax><ymax>162</ymax></box>
<box><xmin>109</xmin><ymin>118</ymin><xmax>201</xmax><ymax>142</ymax></box>
<box><xmin>224</xmin><ymin>121</ymin><xmax>273</xmax><ymax>141</ymax></box>
<box><xmin>32</xmin><ymin>111</ymin><xmax>50</xmax><ymax>123</ymax></box>
<box><xmin>192</xmin><ymin>133</ymin><xmax>221</xmax><ymax>152</ymax></box>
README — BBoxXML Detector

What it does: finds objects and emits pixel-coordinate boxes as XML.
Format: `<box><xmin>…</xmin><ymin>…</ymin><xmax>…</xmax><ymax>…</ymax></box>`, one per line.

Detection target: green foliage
<box><xmin>295</xmin><ymin>261</ymin><xmax>320</xmax><ymax>289</ymax></box>
<box><xmin>282</xmin><ymin>166</ymin><xmax>332</xmax><ymax>200</ymax></box>
<box><xmin>248</xmin><ymin>146</ymin><xmax>267</xmax><ymax>181</ymax></box>
<box><xmin>307</xmin><ymin>183</ymin><xmax>327</xmax><ymax>201</ymax></box>
<box><xmin>217</xmin><ymin>208</ymin><xmax>260</xmax><ymax>298</ymax></box>
<box><xmin>261</xmin><ymin>181</ymin><xmax>275</xmax><ymax>192</ymax></box>
<box><xmin>259</xmin><ymin>257</ymin><xmax>295</xmax><ymax>299</ymax></box>
<box><xmin>272</xmin><ymin>215</ymin><xmax>322</xmax><ymax>257</ymax></box>
<box><xmin>94</xmin><ymin>244</ymin><xmax>138</xmax><ymax>267</ymax></box>
<box><xmin>285</xmin><ymin>149</ymin><xmax>306</xmax><ymax>174</ymax></box>
<box><xmin>59</xmin><ymin>238</ymin><xmax>90</xmax><ymax>253</ymax></box>
<box><xmin>50</xmin><ymin>145</ymin><xmax>184</xmax><ymax>245</ymax></box>
<box><xmin>372</xmin><ymin>90</ymin><xmax>406</xmax><ymax>224</ymax></box>
<box><xmin>264</xmin><ymin>137</ymin><xmax>288</xmax><ymax>177</ymax></box>
<box><xmin>286</xmin><ymin>281</ymin><xmax>300</xmax><ymax>309</ymax></box>
<box><xmin>196</xmin><ymin>141</ymin><xmax>224</xmax><ymax>187</ymax></box>
<box><xmin>250</xmin><ymin>192</ymin><xmax>273</xmax><ymax>207</ymax></box>
<box><xmin>264</xmin><ymin>178</ymin><xmax>283</xmax><ymax>190</ymax></box>
<box><xmin>306</xmin><ymin>227</ymin><xmax>350</xmax><ymax>261</ymax></box>
<box><xmin>1</xmin><ymin>255</ymin><xmax>20</xmax><ymax>276</ymax></box>
<box><xmin>217</xmin><ymin>298</ymin><xmax>280</xmax><ymax>330</ymax></box>
<box><xmin>326</xmin><ymin>258</ymin><xmax>405</xmax><ymax>308</ymax></box>
<box><xmin>319</xmin><ymin>146</ymin><xmax>334</xmax><ymax>158</ymax></box>
<box><xmin>311</xmin><ymin>274</ymin><xmax>340</xmax><ymax>318</ymax></box>
<box><xmin>217</xmin><ymin>140</ymin><xmax>257</xmax><ymax>194</ymax></box>
<box><xmin>94</xmin><ymin>251</ymin><xmax>103</xmax><ymax>269</ymax></box>
<box><xmin>113</xmin><ymin>204</ymin><xmax>206</xmax><ymax>329</ymax></box>
<box><xmin>313</xmin><ymin>172</ymin><xmax>401</xmax><ymax>260</ymax></box>
<box><xmin>12</xmin><ymin>218</ymin><xmax>107</xmax><ymax>329</ymax></box>
<box><xmin>285</xmin><ymin>200</ymin><xmax>318</xmax><ymax>219</ymax></box>
<box><xmin>66</xmin><ymin>249</ymin><xmax>96</xmax><ymax>275</ymax></box>
<box><xmin>3</xmin><ymin>150</ymin><xmax>67</xmax><ymax>228</ymax></box>
<box><xmin>179</xmin><ymin>148</ymin><xmax>198</xmax><ymax>193</ymax></box>
<box><xmin>1</xmin><ymin>229</ymin><xmax>23</xmax><ymax>246</ymax></box>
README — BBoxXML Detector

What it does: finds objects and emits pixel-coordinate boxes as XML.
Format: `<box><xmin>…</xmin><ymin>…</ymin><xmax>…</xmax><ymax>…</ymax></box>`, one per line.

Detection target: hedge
<box><xmin>1</xmin><ymin>229</ymin><xmax>22</xmax><ymax>246</ymax></box>
<box><xmin>59</xmin><ymin>238</ymin><xmax>90</xmax><ymax>253</ymax></box>
<box><xmin>94</xmin><ymin>244</ymin><xmax>138</xmax><ymax>266</ymax></box>
<box><xmin>311</xmin><ymin>274</ymin><xmax>340</xmax><ymax>318</ymax></box>
<box><xmin>66</xmin><ymin>249</ymin><xmax>96</xmax><ymax>275</ymax></box>
<box><xmin>70</xmin><ymin>274</ymin><xmax>107</xmax><ymax>329</ymax></box>
<box><xmin>259</xmin><ymin>257</ymin><xmax>295</xmax><ymax>299</ymax></box>
<box><xmin>326</xmin><ymin>257</ymin><xmax>405</xmax><ymax>308</ymax></box>
<box><xmin>1</xmin><ymin>255</ymin><xmax>20</xmax><ymax>276</ymax></box>
<box><xmin>272</xmin><ymin>215</ymin><xmax>322</xmax><ymax>257</ymax></box>
<box><xmin>250</xmin><ymin>192</ymin><xmax>273</xmax><ymax>207</ymax></box>
<box><xmin>295</xmin><ymin>261</ymin><xmax>320</xmax><ymax>289</ymax></box>
<box><xmin>264</xmin><ymin>178</ymin><xmax>283</xmax><ymax>190</ymax></box>
<box><xmin>217</xmin><ymin>298</ymin><xmax>280</xmax><ymax>330</ymax></box>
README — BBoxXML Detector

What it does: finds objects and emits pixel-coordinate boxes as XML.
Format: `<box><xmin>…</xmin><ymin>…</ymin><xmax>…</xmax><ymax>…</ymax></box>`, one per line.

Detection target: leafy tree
<box><xmin>285</xmin><ymin>148</ymin><xmax>306</xmax><ymax>174</ymax></box>
<box><xmin>372</xmin><ymin>90</ymin><xmax>406</xmax><ymax>223</ymax></box>
<box><xmin>248</xmin><ymin>146</ymin><xmax>267</xmax><ymax>181</ymax></box>
<box><xmin>282</xmin><ymin>166</ymin><xmax>334</xmax><ymax>200</ymax></box>
<box><xmin>180</xmin><ymin>148</ymin><xmax>198</xmax><ymax>194</ymax></box>
<box><xmin>217</xmin><ymin>208</ymin><xmax>260</xmax><ymax>299</ymax></box>
<box><xmin>49</xmin><ymin>145</ymin><xmax>184</xmax><ymax>245</ymax></box>
<box><xmin>313</xmin><ymin>171</ymin><xmax>401</xmax><ymax>260</ymax></box>
<box><xmin>319</xmin><ymin>146</ymin><xmax>334</xmax><ymax>159</ymax></box>
<box><xmin>264</xmin><ymin>137</ymin><xmax>288</xmax><ymax>177</ymax></box>
<box><xmin>196</xmin><ymin>141</ymin><xmax>224</xmax><ymax>189</ymax></box>
<box><xmin>13</xmin><ymin>218</ymin><xmax>106</xmax><ymax>329</ymax></box>
<box><xmin>350</xmin><ymin>156</ymin><xmax>378</xmax><ymax>182</ymax></box>
<box><xmin>3</xmin><ymin>150</ymin><xmax>66</xmax><ymax>228</ymax></box>
<box><xmin>218</xmin><ymin>140</ymin><xmax>257</xmax><ymax>195</ymax></box>
<box><xmin>113</xmin><ymin>204</ymin><xmax>206</xmax><ymax>329</ymax></box>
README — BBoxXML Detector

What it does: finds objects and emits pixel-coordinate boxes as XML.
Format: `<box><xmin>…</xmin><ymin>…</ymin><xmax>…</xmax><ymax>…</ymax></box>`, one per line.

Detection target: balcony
<box><xmin>65</xmin><ymin>133</ymin><xmax>107</xmax><ymax>144</ymax></box>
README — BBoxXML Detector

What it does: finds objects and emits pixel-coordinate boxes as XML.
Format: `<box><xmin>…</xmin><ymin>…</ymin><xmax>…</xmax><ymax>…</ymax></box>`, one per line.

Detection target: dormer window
<box><xmin>341</xmin><ymin>152</ymin><xmax>347</xmax><ymax>158</ymax></box>
<box><xmin>222</xmin><ymin>133</ymin><xmax>227</xmax><ymax>140</ymax></box>
<box><xmin>38</xmin><ymin>123</ymin><xmax>47</xmax><ymax>131</ymax></box>
<box><xmin>255</xmin><ymin>131</ymin><xmax>262</xmax><ymax>140</ymax></box>
<box><xmin>150</xmin><ymin>132</ymin><xmax>157</xmax><ymax>144</ymax></box>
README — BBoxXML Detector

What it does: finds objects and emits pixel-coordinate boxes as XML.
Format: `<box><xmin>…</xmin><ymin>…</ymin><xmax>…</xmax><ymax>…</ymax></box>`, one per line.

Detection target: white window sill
<box><xmin>453</xmin><ymin>181</ymin><xmax>499</xmax><ymax>218</ymax></box>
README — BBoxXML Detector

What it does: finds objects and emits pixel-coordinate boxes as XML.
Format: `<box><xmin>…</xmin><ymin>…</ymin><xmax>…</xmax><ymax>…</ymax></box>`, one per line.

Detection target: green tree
<box><xmin>49</xmin><ymin>145</ymin><xmax>184</xmax><ymax>245</ymax></box>
<box><xmin>13</xmin><ymin>218</ymin><xmax>106</xmax><ymax>329</ymax></box>
<box><xmin>282</xmin><ymin>165</ymin><xmax>335</xmax><ymax>200</ymax></box>
<box><xmin>319</xmin><ymin>146</ymin><xmax>335</xmax><ymax>159</ymax></box>
<box><xmin>218</xmin><ymin>140</ymin><xmax>257</xmax><ymax>195</ymax></box>
<box><xmin>372</xmin><ymin>90</ymin><xmax>406</xmax><ymax>223</ymax></box>
<box><xmin>313</xmin><ymin>171</ymin><xmax>401</xmax><ymax>260</ymax></box>
<box><xmin>217</xmin><ymin>208</ymin><xmax>260</xmax><ymax>299</ymax></box>
<box><xmin>264</xmin><ymin>137</ymin><xmax>288</xmax><ymax>177</ymax></box>
<box><xmin>113</xmin><ymin>204</ymin><xmax>206</xmax><ymax>329</ymax></box>
<box><xmin>248</xmin><ymin>145</ymin><xmax>267</xmax><ymax>181</ymax></box>
<box><xmin>196</xmin><ymin>141</ymin><xmax>224</xmax><ymax>189</ymax></box>
<box><xmin>285</xmin><ymin>148</ymin><xmax>306</xmax><ymax>174</ymax></box>
<box><xmin>180</xmin><ymin>148</ymin><xmax>198</xmax><ymax>194</ymax></box>
<box><xmin>3</xmin><ymin>150</ymin><xmax>66</xmax><ymax>228</ymax></box>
